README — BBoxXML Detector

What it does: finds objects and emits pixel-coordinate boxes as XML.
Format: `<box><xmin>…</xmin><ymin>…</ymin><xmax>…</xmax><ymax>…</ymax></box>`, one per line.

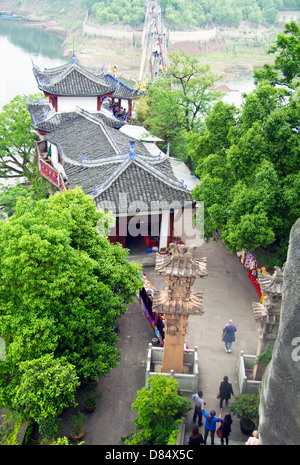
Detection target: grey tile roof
<box><xmin>94</xmin><ymin>161</ymin><xmax>192</xmax><ymax>213</ymax></box>
<box><xmin>104</xmin><ymin>74</ymin><xmax>144</xmax><ymax>100</ymax></box>
<box><xmin>27</xmin><ymin>106</ymin><xmax>124</xmax><ymax>132</ymax></box>
<box><xmin>36</xmin><ymin>107</ymin><xmax>192</xmax><ymax>213</ymax></box>
<box><xmin>26</xmin><ymin>101</ymin><xmax>54</xmax><ymax>125</ymax></box>
<box><xmin>41</xmin><ymin>108</ymin><xmax>154</xmax><ymax>161</ymax></box>
<box><xmin>32</xmin><ymin>60</ymin><xmax>117</xmax><ymax>96</ymax></box>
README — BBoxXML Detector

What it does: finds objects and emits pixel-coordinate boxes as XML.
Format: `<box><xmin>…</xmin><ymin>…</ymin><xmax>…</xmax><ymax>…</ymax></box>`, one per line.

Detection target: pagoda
<box><xmin>27</xmin><ymin>56</ymin><xmax>194</xmax><ymax>252</ymax></box>
<box><xmin>31</xmin><ymin>53</ymin><xmax>142</xmax><ymax>118</ymax></box>
<box><xmin>153</xmin><ymin>243</ymin><xmax>207</xmax><ymax>373</ymax></box>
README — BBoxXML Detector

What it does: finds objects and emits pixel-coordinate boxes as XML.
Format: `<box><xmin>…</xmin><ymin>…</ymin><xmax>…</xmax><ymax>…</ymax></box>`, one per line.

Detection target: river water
<box><xmin>0</xmin><ymin>19</ymin><xmax>66</xmax><ymax>109</ymax></box>
<box><xmin>0</xmin><ymin>19</ymin><xmax>256</xmax><ymax>110</ymax></box>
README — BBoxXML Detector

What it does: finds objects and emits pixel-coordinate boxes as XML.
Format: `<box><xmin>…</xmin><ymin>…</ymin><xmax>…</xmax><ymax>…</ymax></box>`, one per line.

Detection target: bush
<box><xmin>255</xmin><ymin>347</ymin><xmax>273</xmax><ymax>366</ymax></box>
<box><xmin>228</xmin><ymin>394</ymin><xmax>260</xmax><ymax>420</ymax></box>
<box><xmin>125</xmin><ymin>375</ymin><xmax>191</xmax><ymax>445</ymax></box>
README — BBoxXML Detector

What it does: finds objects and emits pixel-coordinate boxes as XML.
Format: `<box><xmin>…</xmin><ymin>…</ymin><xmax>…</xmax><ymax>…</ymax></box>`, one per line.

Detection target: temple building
<box><xmin>27</xmin><ymin>56</ymin><xmax>194</xmax><ymax>251</ymax></box>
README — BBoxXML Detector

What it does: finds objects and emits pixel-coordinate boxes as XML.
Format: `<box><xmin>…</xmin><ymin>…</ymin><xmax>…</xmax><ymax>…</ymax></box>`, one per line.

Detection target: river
<box><xmin>0</xmin><ymin>19</ymin><xmax>67</xmax><ymax>109</ymax></box>
<box><xmin>0</xmin><ymin>19</ymin><xmax>256</xmax><ymax>111</ymax></box>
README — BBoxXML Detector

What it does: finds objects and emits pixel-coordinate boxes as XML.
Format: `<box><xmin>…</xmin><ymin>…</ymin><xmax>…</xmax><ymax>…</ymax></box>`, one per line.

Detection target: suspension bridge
<box><xmin>138</xmin><ymin>0</ymin><xmax>168</xmax><ymax>82</ymax></box>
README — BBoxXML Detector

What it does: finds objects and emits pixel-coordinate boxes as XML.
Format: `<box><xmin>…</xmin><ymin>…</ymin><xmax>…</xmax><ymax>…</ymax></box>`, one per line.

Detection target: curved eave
<box><xmin>92</xmin><ymin>157</ymin><xmax>189</xmax><ymax>200</ymax></box>
<box><xmin>42</xmin><ymin>89</ymin><xmax>116</xmax><ymax>97</ymax></box>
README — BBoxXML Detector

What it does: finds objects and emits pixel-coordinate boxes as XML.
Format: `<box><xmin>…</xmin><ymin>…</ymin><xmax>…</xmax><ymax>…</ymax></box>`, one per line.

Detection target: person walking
<box><xmin>201</xmin><ymin>405</ymin><xmax>222</xmax><ymax>445</ymax></box>
<box><xmin>188</xmin><ymin>425</ymin><xmax>204</xmax><ymax>445</ymax></box>
<box><xmin>192</xmin><ymin>390</ymin><xmax>204</xmax><ymax>427</ymax></box>
<box><xmin>218</xmin><ymin>376</ymin><xmax>234</xmax><ymax>409</ymax></box>
<box><xmin>219</xmin><ymin>413</ymin><xmax>232</xmax><ymax>445</ymax></box>
<box><xmin>222</xmin><ymin>319</ymin><xmax>237</xmax><ymax>352</ymax></box>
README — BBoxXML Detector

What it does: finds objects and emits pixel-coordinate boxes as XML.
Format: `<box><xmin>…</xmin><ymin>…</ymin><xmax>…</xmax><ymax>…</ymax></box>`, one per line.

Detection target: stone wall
<box><xmin>259</xmin><ymin>218</ymin><xmax>300</xmax><ymax>445</ymax></box>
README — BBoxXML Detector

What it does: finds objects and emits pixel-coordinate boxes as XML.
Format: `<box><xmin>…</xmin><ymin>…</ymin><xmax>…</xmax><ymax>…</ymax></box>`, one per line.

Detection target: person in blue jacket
<box><xmin>201</xmin><ymin>405</ymin><xmax>222</xmax><ymax>445</ymax></box>
<box><xmin>222</xmin><ymin>319</ymin><xmax>237</xmax><ymax>353</ymax></box>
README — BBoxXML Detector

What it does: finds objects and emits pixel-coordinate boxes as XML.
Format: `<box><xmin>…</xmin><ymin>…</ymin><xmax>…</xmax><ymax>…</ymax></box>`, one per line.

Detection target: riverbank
<box><xmin>0</xmin><ymin>0</ymin><xmax>280</xmax><ymax>82</ymax></box>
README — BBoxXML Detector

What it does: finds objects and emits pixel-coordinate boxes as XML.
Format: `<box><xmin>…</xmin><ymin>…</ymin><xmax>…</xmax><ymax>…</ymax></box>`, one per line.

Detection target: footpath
<box><xmin>58</xmin><ymin>239</ymin><xmax>260</xmax><ymax>446</ymax></box>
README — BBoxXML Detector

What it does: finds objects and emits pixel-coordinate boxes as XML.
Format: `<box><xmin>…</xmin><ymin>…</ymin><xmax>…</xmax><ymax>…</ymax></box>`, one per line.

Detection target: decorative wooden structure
<box><xmin>252</xmin><ymin>266</ymin><xmax>283</xmax><ymax>379</ymax></box>
<box><xmin>27</xmin><ymin>57</ymin><xmax>193</xmax><ymax>251</ymax></box>
<box><xmin>153</xmin><ymin>243</ymin><xmax>207</xmax><ymax>373</ymax></box>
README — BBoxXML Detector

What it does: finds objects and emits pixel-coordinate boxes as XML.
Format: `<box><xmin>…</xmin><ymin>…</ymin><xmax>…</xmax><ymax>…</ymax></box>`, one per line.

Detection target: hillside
<box><xmin>0</xmin><ymin>0</ymin><xmax>298</xmax><ymax>81</ymax></box>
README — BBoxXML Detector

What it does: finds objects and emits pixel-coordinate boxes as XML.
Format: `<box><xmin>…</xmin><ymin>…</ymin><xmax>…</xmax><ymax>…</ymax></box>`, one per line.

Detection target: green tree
<box><xmin>163</xmin><ymin>51</ymin><xmax>223</xmax><ymax>133</ymax></box>
<box><xmin>0</xmin><ymin>187</ymin><xmax>142</xmax><ymax>409</ymax></box>
<box><xmin>14</xmin><ymin>354</ymin><xmax>79</xmax><ymax>438</ymax></box>
<box><xmin>126</xmin><ymin>375</ymin><xmax>191</xmax><ymax>445</ymax></box>
<box><xmin>143</xmin><ymin>82</ymin><xmax>187</xmax><ymax>161</ymax></box>
<box><xmin>191</xmin><ymin>81</ymin><xmax>300</xmax><ymax>265</ymax></box>
<box><xmin>0</xmin><ymin>94</ymin><xmax>53</xmax><ymax>218</ymax></box>
<box><xmin>0</xmin><ymin>95</ymin><xmax>36</xmax><ymax>181</ymax></box>
<box><xmin>140</xmin><ymin>51</ymin><xmax>222</xmax><ymax>166</ymax></box>
<box><xmin>254</xmin><ymin>21</ymin><xmax>300</xmax><ymax>89</ymax></box>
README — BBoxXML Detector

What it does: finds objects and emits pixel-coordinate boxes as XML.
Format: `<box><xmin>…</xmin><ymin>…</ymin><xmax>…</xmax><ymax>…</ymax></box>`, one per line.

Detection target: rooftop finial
<box><xmin>72</xmin><ymin>51</ymin><xmax>76</xmax><ymax>67</ymax></box>
<box><xmin>129</xmin><ymin>140</ymin><xmax>135</xmax><ymax>160</ymax></box>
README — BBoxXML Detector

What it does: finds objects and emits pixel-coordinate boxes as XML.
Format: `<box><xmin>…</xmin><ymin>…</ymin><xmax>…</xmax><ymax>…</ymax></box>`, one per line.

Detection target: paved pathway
<box><xmin>58</xmin><ymin>238</ymin><xmax>260</xmax><ymax>445</ymax></box>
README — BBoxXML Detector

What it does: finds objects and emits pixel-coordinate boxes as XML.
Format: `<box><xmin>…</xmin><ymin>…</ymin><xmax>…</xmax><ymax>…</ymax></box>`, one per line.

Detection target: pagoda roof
<box><xmin>27</xmin><ymin>101</ymin><xmax>124</xmax><ymax>132</ymax></box>
<box><xmin>32</xmin><ymin>58</ymin><xmax>117</xmax><ymax>97</ymax></box>
<box><xmin>155</xmin><ymin>244</ymin><xmax>208</xmax><ymax>278</ymax></box>
<box><xmin>26</xmin><ymin>99</ymin><xmax>54</xmax><ymax>125</ymax></box>
<box><xmin>32</xmin><ymin>57</ymin><xmax>144</xmax><ymax>101</ymax></box>
<box><xmin>38</xmin><ymin>107</ymin><xmax>192</xmax><ymax>213</ymax></box>
<box><xmin>104</xmin><ymin>74</ymin><xmax>144</xmax><ymax>100</ymax></box>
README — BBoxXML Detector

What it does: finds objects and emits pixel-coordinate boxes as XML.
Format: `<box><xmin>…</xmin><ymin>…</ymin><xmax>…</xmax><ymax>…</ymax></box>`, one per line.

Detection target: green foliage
<box><xmin>191</xmin><ymin>24</ymin><xmax>300</xmax><ymax>265</ymax></box>
<box><xmin>138</xmin><ymin>51</ymin><xmax>222</xmax><ymax>164</ymax></box>
<box><xmin>1</xmin><ymin>418</ymin><xmax>23</xmax><ymax>445</ymax></box>
<box><xmin>0</xmin><ymin>187</ymin><xmax>143</xmax><ymax>419</ymax></box>
<box><xmin>0</xmin><ymin>175</ymin><xmax>56</xmax><ymax>219</ymax></box>
<box><xmin>47</xmin><ymin>435</ymin><xmax>84</xmax><ymax>444</ymax></box>
<box><xmin>0</xmin><ymin>93</ymin><xmax>55</xmax><ymax>218</ymax></box>
<box><xmin>71</xmin><ymin>411</ymin><xmax>87</xmax><ymax>435</ymax></box>
<box><xmin>254</xmin><ymin>21</ymin><xmax>300</xmax><ymax>89</ymax></box>
<box><xmin>14</xmin><ymin>353</ymin><xmax>80</xmax><ymax>438</ymax></box>
<box><xmin>90</xmin><ymin>0</ymin><xmax>145</xmax><ymax>26</ymax></box>
<box><xmin>49</xmin><ymin>436</ymin><xmax>72</xmax><ymax>445</ymax></box>
<box><xmin>255</xmin><ymin>347</ymin><xmax>273</xmax><ymax>366</ymax></box>
<box><xmin>126</xmin><ymin>375</ymin><xmax>191</xmax><ymax>445</ymax></box>
<box><xmin>229</xmin><ymin>394</ymin><xmax>260</xmax><ymax>420</ymax></box>
<box><xmin>0</xmin><ymin>95</ymin><xmax>36</xmax><ymax>181</ymax></box>
<box><xmin>87</xmin><ymin>0</ymin><xmax>298</xmax><ymax>29</ymax></box>
<box><xmin>81</xmin><ymin>384</ymin><xmax>102</xmax><ymax>407</ymax></box>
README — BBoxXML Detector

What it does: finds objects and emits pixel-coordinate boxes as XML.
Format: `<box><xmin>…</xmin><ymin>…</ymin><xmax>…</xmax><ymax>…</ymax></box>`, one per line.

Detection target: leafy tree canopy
<box><xmin>14</xmin><ymin>353</ymin><xmax>80</xmax><ymax>438</ymax></box>
<box><xmin>254</xmin><ymin>21</ymin><xmax>300</xmax><ymax>89</ymax></box>
<box><xmin>0</xmin><ymin>187</ymin><xmax>142</xmax><ymax>411</ymax></box>
<box><xmin>136</xmin><ymin>51</ymin><xmax>222</xmax><ymax>165</ymax></box>
<box><xmin>0</xmin><ymin>94</ymin><xmax>54</xmax><ymax>218</ymax></box>
<box><xmin>125</xmin><ymin>375</ymin><xmax>191</xmax><ymax>445</ymax></box>
<box><xmin>0</xmin><ymin>94</ymin><xmax>42</xmax><ymax>181</ymax></box>
<box><xmin>83</xmin><ymin>0</ymin><xmax>299</xmax><ymax>28</ymax></box>
<box><xmin>190</xmin><ymin>23</ymin><xmax>300</xmax><ymax>266</ymax></box>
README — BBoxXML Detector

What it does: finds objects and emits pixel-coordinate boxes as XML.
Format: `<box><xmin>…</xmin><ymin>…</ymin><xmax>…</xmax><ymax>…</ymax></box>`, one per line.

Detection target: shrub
<box><xmin>229</xmin><ymin>394</ymin><xmax>260</xmax><ymax>420</ymax></box>
<box><xmin>125</xmin><ymin>375</ymin><xmax>191</xmax><ymax>445</ymax></box>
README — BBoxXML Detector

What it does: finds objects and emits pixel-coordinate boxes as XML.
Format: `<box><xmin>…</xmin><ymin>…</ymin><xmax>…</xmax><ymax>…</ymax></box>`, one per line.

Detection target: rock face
<box><xmin>259</xmin><ymin>218</ymin><xmax>300</xmax><ymax>445</ymax></box>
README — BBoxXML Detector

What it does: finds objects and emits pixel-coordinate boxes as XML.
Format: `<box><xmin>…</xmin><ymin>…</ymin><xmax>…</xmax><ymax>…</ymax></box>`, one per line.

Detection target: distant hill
<box><xmin>1</xmin><ymin>0</ymin><xmax>299</xmax><ymax>31</ymax></box>
<box><xmin>87</xmin><ymin>0</ymin><xmax>299</xmax><ymax>29</ymax></box>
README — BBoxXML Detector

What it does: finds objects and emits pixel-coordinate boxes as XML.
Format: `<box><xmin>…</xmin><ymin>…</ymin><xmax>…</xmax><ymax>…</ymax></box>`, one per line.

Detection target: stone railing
<box><xmin>145</xmin><ymin>344</ymin><xmax>199</xmax><ymax>393</ymax></box>
<box><xmin>237</xmin><ymin>351</ymin><xmax>261</xmax><ymax>395</ymax></box>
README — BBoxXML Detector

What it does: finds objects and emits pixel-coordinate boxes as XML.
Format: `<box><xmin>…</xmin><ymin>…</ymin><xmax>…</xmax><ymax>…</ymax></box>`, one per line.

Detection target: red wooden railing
<box><xmin>36</xmin><ymin>142</ymin><xmax>66</xmax><ymax>191</ymax></box>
